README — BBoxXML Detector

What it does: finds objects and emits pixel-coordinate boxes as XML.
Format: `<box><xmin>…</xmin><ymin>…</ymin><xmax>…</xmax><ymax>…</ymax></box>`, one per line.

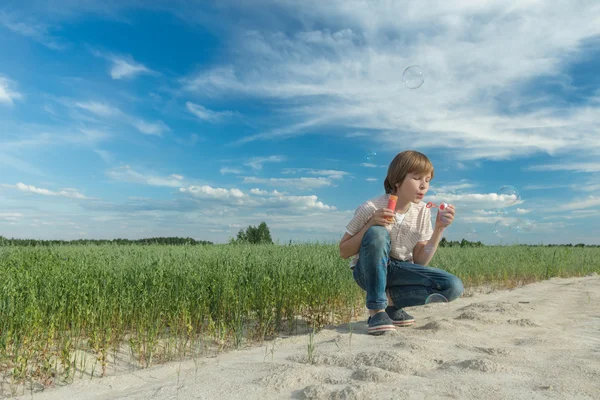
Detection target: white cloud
<box><xmin>0</xmin><ymin>11</ymin><xmax>66</xmax><ymax>50</ymax></box>
<box><xmin>0</xmin><ymin>212</ymin><xmax>23</xmax><ymax>221</ymax></box>
<box><xmin>131</xmin><ymin>119</ymin><xmax>170</xmax><ymax>136</ymax></box>
<box><xmin>107</xmin><ymin>166</ymin><xmax>184</xmax><ymax>187</ymax></box>
<box><xmin>94</xmin><ymin>149</ymin><xmax>115</xmax><ymax>164</ymax></box>
<box><xmin>220</xmin><ymin>167</ymin><xmax>242</xmax><ymax>175</ymax></box>
<box><xmin>181</xmin><ymin>1</ymin><xmax>600</xmax><ymax>161</ymax></box>
<box><xmin>558</xmin><ymin>195</ymin><xmax>600</xmax><ymax>211</ymax></box>
<box><xmin>282</xmin><ymin>168</ymin><xmax>349</xmax><ymax>179</ymax></box>
<box><xmin>186</xmin><ymin>102</ymin><xmax>236</xmax><ymax>122</ymax></box>
<box><xmin>244</xmin><ymin>155</ymin><xmax>286</xmax><ymax>170</ymax></box>
<box><xmin>109</xmin><ymin>56</ymin><xmax>153</xmax><ymax>80</ymax></box>
<box><xmin>75</xmin><ymin>101</ymin><xmax>122</xmax><ymax>117</ymax></box>
<box><xmin>526</xmin><ymin>162</ymin><xmax>600</xmax><ymax>173</ymax></box>
<box><xmin>360</xmin><ymin>163</ymin><xmax>378</xmax><ymax>168</ymax></box>
<box><xmin>180</xmin><ymin>184</ymin><xmax>336</xmax><ymax>211</ymax></box>
<box><xmin>0</xmin><ymin>75</ymin><xmax>23</xmax><ymax>105</ymax></box>
<box><xmin>433</xmin><ymin>181</ymin><xmax>477</xmax><ymax>193</ymax></box>
<box><xmin>242</xmin><ymin>176</ymin><xmax>334</xmax><ymax>190</ymax></box>
<box><xmin>74</xmin><ymin>100</ymin><xmax>169</xmax><ymax>136</ymax></box>
<box><xmin>12</xmin><ymin>182</ymin><xmax>87</xmax><ymax>199</ymax></box>
<box><xmin>366</xmin><ymin>178</ymin><xmax>378</xmax><ymax>182</ymax></box>
<box><xmin>427</xmin><ymin>191</ymin><xmax>524</xmax><ymax>211</ymax></box>
<box><xmin>515</xmin><ymin>208</ymin><xmax>531</xmax><ymax>214</ymax></box>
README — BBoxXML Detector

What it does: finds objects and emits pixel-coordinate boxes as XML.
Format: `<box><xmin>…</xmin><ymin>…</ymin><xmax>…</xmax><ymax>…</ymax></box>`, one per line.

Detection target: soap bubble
<box><xmin>497</xmin><ymin>185</ymin><xmax>520</xmax><ymax>207</ymax></box>
<box><xmin>465</xmin><ymin>227</ymin><xmax>479</xmax><ymax>239</ymax></box>
<box><xmin>425</xmin><ymin>293</ymin><xmax>448</xmax><ymax>304</ymax></box>
<box><xmin>402</xmin><ymin>65</ymin><xmax>425</xmax><ymax>89</ymax></box>
<box><xmin>515</xmin><ymin>219</ymin><xmax>536</xmax><ymax>233</ymax></box>
<box><xmin>493</xmin><ymin>220</ymin><xmax>512</xmax><ymax>238</ymax></box>
<box><xmin>365</xmin><ymin>152</ymin><xmax>378</xmax><ymax>161</ymax></box>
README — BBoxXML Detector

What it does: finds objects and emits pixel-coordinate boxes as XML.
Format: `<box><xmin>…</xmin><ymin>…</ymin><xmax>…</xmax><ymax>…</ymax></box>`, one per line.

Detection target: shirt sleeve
<box><xmin>419</xmin><ymin>206</ymin><xmax>434</xmax><ymax>242</ymax></box>
<box><xmin>345</xmin><ymin>202</ymin><xmax>375</xmax><ymax>236</ymax></box>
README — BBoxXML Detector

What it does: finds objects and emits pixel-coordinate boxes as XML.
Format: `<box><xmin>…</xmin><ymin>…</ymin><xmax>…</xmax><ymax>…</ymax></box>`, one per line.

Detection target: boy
<box><xmin>339</xmin><ymin>150</ymin><xmax>464</xmax><ymax>335</ymax></box>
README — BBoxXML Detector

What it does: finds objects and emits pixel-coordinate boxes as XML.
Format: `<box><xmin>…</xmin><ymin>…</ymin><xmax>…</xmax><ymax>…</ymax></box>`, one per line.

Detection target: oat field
<box><xmin>1</xmin><ymin>243</ymin><xmax>598</xmax><ymax>393</ymax></box>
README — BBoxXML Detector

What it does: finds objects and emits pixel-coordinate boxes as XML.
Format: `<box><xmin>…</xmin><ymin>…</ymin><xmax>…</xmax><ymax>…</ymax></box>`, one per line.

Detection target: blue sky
<box><xmin>1</xmin><ymin>0</ymin><xmax>599</xmax><ymax>245</ymax></box>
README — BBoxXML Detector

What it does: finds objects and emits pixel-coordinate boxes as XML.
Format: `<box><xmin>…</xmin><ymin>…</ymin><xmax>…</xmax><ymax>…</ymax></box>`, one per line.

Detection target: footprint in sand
<box><xmin>442</xmin><ymin>358</ymin><xmax>500</xmax><ymax>373</ymax></box>
<box><xmin>418</xmin><ymin>319</ymin><xmax>457</xmax><ymax>332</ymax></box>
<box><xmin>507</xmin><ymin>318</ymin><xmax>541</xmax><ymax>327</ymax></box>
<box><xmin>458</xmin><ymin>301</ymin><xmax>524</xmax><ymax>316</ymax></box>
<box><xmin>350</xmin><ymin>365</ymin><xmax>396</xmax><ymax>382</ymax></box>
<box><xmin>288</xmin><ymin>350</ymin><xmax>436</xmax><ymax>375</ymax></box>
<box><xmin>454</xmin><ymin>310</ymin><xmax>496</xmax><ymax>323</ymax></box>
<box><xmin>299</xmin><ymin>383</ymin><xmax>367</xmax><ymax>400</ymax></box>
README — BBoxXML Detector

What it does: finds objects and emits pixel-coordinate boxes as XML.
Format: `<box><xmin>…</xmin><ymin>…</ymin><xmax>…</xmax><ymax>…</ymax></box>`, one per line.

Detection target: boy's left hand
<box><xmin>435</xmin><ymin>204</ymin><xmax>455</xmax><ymax>229</ymax></box>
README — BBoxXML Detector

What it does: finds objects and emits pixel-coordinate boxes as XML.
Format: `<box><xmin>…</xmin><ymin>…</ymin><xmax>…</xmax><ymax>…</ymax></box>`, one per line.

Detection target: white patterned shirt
<box><xmin>345</xmin><ymin>194</ymin><xmax>434</xmax><ymax>269</ymax></box>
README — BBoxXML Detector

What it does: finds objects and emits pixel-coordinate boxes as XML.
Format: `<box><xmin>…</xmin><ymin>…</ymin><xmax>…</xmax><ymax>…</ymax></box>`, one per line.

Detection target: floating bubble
<box><xmin>497</xmin><ymin>185</ymin><xmax>521</xmax><ymax>207</ymax></box>
<box><xmin>365</xmin><ymin>152</ymin><xmax>378</xmax><ymax>161</ymax></box>
<box><xmin>514</xmin><ymin>219</ymin><xmax>535</xmax><ymax>233</ymax></box>
<box><xmin>425</xmin><ymin>293</ymin><xmax>448</xmax><ymax>304</ymax></box>
<box><xmin>402</xmin><ymin>65</ymin><xmax>425</xmax><ymax>89</ymax></box>
<box><xmin>493</xmin><ymin>220</ymin><xmax>512</xmax><ymax>238</ymax></box>
<box><xmin>465</xmin><ymin>227</ymin><xmax>479</xmax><ymax>239</ymax></box>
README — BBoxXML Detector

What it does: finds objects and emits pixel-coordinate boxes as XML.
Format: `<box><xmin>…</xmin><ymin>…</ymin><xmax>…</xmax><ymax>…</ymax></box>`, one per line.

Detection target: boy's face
<box><xmin>395</xmin><ymin>171</ymin><xmax>431</xmax><ymax>203</ymax></box>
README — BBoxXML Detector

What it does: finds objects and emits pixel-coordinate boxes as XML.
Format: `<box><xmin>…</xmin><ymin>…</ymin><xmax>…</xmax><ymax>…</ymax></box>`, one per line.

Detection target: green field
<box><xmin>1</xmin><ymin>243</ymin><xmax>599</xmax><ymax>392</ymax></box>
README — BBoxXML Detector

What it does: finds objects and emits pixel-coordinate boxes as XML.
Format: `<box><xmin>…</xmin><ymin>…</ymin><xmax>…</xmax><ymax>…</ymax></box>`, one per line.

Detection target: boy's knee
<box><xmin>362</xmin><ymin>225</ymin><xmax>390</xmax><ymax>249</ymax></box>
<box><xmin>446</xmin><ymin>276</ymin><xmax>464</xmax><ymax>302</ymax></box>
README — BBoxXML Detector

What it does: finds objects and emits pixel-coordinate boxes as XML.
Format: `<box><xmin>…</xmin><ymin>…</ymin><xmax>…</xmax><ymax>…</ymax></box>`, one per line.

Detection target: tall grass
<box><xmin>1</xmin><ymin>243</ymin><xmax>598</xmax><ymax>395</ymax></box>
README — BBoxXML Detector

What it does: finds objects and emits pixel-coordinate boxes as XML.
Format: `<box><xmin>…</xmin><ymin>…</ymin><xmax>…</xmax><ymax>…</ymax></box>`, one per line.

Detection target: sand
<box><xmin>10</xmin><ymin>275</ymin><xmax>600</xmax><ymax>400</ymax></box>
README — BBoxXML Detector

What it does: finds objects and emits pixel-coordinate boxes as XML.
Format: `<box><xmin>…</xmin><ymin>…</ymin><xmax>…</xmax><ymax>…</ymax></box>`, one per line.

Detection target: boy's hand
<box><xmin>369</xmin><ymin>208</ymin><xmax>395</xmax><ymax>226</ymax></box>
<box><xmin>435</xmin><ymin>204</ymin><xmax>455</xmax><ymax>229</ymax></box>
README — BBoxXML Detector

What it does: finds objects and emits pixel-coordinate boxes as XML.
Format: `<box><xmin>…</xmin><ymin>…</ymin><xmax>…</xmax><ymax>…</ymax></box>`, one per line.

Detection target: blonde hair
<box><xmin>384</xmin><ymin>150</ymin><xmax>434</xmax><ymax>194</ymax></box>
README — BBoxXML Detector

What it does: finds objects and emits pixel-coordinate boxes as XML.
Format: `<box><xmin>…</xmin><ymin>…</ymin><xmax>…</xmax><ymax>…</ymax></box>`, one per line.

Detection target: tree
<box><xmin>232</xmin><ymin>221</ymin><xmax>273</xmax><ymax>244</ymax></box>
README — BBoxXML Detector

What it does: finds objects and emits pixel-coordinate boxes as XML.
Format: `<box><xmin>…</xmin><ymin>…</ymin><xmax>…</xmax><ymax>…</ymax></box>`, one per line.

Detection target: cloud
<box><xmin>281</xmin><ymin>168</ymin><xmax>349</xmax><ymax>180</ymax></box>
<box><xmin>427</xmin><ymin>191</ymin><xmax>524</xmax><ymax>211</ymax></box>
<box><xmin>0</xmin><ymin>75</ymin><xmax>23</xmax><ymax>105</ymax></box>
<box><xmin>0</xmin><ymin>212</ymin><xmax>23</xmax><ymax>222</ymax></box>
<box><xmin>0</xmin><ymin>11</ymin><xmax>66</xmax><ymax>50</ymax></box>
<box><xmin>186</xmin><ymin>102</ymin><xmax>237</xmax><ymax>122</ymax></box>
<box><xmin>180</xmin><ymin>184</ymin><xmax>336</xmax><ymax>211</ymax></box>
<box><xmin>558</xmin><ymin>195</ymin><xmax>600</xmax><ymax>211</ymax></box>
<box><xmin>10</xmin><ymin>182</ymin><xmax>88</xmax><ymax>199</ymax></box>
<box><xmin>242</xmin><ymin>176</ymin><xmax>334</xmax><ymax>190</ymax></box>
<box><xmin>180</xmin><ymin>1</ymin><xmax>600</xmax><ymax>161</ymax></box>
<box><xmin>109</xmin><ymin>56</ymin><xmax>153</xmax><ymax>80</ymax></box>
<box><xmin>107</xmin><ymin>166</ymin><xmax>185</xmax><ymax>187</ymax></box>
<box><xmin>360</xmin><ymin>163</ymin><xmax>378</xmax><ymax>168</ymax></box>
<box><xmin>131</xmin><ymin>120</ymin><xmax>170</xmax><ymax>136</ymax></box>
<box><xmin>433</xmin><ymin>181</ymin><xmax>477</xmax><ymax>193</ymax></box>
<box><xmin>366</xmin><ymin>178</ymin><xmax>378</xmax><ymax>182</ymax></box>
<box><xmin>525</xmin><ymin>161</ymin><xmax>600</xmax><ymax>173</ymax></box>
<box><xmin>75</xmin><ymin>101</ymin><xmax>122</xmax><ymax>117</ymax></box>
<box><xmin>220</xmin><ymin>167</ymin><xmax>242</xmax><ymax>175</ymax></box>
<box><xmin>244</xmin><ymin>155</ymin><xmax>286</xmax><ymax>170</ymax></box>
<box><xmin>94</xmin><ymin>149</ymin><xmax>115</xmax><ymax>164</ymax></box>
<box><xmin>74</xmin><ymin>99</ymin><xmax>170</xmax><ymax>136</ymax></box>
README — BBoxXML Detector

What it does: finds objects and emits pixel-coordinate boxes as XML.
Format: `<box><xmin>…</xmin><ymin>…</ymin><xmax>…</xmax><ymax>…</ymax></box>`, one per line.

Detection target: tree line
<box><xmin>0</xmin><ymin>222</ymin><xmax>598</xmax><ymax>247</ymax></box>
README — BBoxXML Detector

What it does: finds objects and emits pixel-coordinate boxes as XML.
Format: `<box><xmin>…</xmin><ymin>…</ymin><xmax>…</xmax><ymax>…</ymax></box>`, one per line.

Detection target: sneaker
<box><xmin>385</xmin><ymin>306</ymin><xmax>415</xmax><ymax>327</ymax></box>
<box><xmin>366</xmin><ymin>311</ymin><xmax>396</xmax><ymax>335</ymax></box>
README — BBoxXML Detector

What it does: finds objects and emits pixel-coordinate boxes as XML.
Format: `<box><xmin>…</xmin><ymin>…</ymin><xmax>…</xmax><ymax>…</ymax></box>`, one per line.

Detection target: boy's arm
<box><xmin>412</xmin><ymin>226</ymin><xmax>445</xmax><ymax>266</ymax></box>
<box><xmin>339</xmin><ymin>219</ymin><xmax>374</xmax><ymax>259</ymax></box>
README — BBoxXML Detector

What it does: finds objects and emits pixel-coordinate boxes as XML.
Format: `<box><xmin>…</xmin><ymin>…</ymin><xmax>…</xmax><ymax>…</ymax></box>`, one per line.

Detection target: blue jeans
<box><xmin>352</xmin><ymin>226</ymin><xmax>464</xmax><ymax>310</ymax></box>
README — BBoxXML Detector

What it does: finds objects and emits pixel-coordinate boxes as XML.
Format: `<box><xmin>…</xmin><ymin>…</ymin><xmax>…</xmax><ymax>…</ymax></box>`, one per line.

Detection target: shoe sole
<box><xmin>392</xmin><ymin>319</ymin><xmax>415</xmax><ymax>327</ymax></box>
<box><xmin>368</xmin><ymin>324</ymin><xmax>396</xmax><ymax>335</ymax></box>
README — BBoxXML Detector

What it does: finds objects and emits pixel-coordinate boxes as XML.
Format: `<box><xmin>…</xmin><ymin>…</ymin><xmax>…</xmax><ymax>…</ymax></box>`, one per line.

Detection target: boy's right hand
<box><xmin>369</xmin><ymin>208</ymin><xmax>395</xmax><ymax>226</ymax></box>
